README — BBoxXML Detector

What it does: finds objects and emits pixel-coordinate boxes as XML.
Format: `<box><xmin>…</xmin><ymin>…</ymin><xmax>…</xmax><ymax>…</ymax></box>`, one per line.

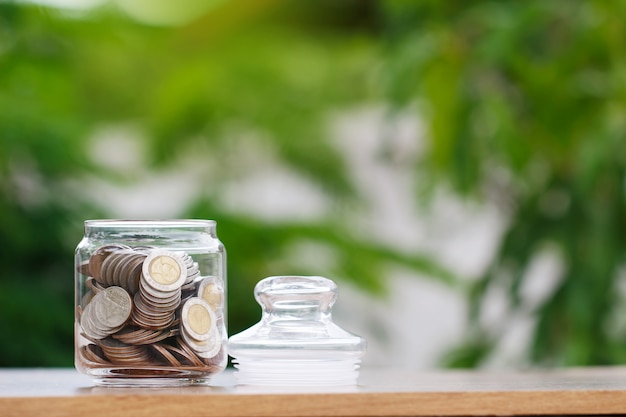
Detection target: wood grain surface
<box><xmin>2</xmin><ymin>367</ymin><xmax>626</xmax><ymax>416</ymax></box>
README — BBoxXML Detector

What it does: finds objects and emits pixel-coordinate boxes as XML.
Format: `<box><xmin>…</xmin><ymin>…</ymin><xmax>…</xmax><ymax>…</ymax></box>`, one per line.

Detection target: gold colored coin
<box><xmin>198</xmin><ymin>278</ymin><xmax>224</xmax><ymax>311</ymax></box>
<box><xmin>188</xmin><ymin>304</ymin><xmax>211</xmax><ymax>335</ymax></box>
<box><xmin>80</xmin><ymin>248</ymin><xmax>223</xmax><ymax>370</ymax></box>
<box><xmin>142</xmin><ymin>251</ymin><xmax>187</xmax><ymax>292</ymax></box>
<box><xmin>148</xmin><ymin>255</ymin><xmax>181</xmax><ymax>285</ymax></box>
<box><xmin>181</xmin><ymin>326</ymin><xmax>221</xmax><ymax>359</ymax></box>
<box><xmin>181</xmin><ymin>297</ymin><xmax>215</xmax><ymax>341</ymax></box>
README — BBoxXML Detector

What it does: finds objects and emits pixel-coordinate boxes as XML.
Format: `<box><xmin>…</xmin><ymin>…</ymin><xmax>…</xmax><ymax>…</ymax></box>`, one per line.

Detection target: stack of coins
<box><xmin>98</xmin><ymin>250</ymin><xmax>147</xmax><ymax>295</ymax></box>
<box><xmin>179</xmin><ymin>253</ymin><xmax>201</xmax><ymax>303</ymax></box>
<box><xmin>89</xmin><ymin>244</ymin><xmax>132</xmax><ymax>281</ymax></box>
<box><xmin>180</xmin><ymin>297</ymin><xmax>221</xmax><ymax>359</ymax></box>
<box><xmin>77</xmin><ymin>245</ymin><xmax>225</xmax><ymax>369</ymax></box>
<box><xmin>131</xmin><ymin>251</ymin><xmax>186</xmax><ymax>330</ymax></box>
<box><xmin>179</xmin><ymin>253</ymin><xmax>201</xmax><ymax>284</ymax></box>
<box><xmin>152</xmin><ymin>337</ymin><xmax>207</xmax><ymax>367</ymax></box>
<box><xmin>97</xmin><ymin>337</ymin><xmax>152</xmax><ymax>366</ymax></box>
<box><xmin>80</xmin><ymin>286</ymin><xmax>132</xmax><ymax>340</ymax></box>
<box><xmin>112</xmin><ymin>326</ymin><xmax>177</xmax><ymax>345</ymax></box>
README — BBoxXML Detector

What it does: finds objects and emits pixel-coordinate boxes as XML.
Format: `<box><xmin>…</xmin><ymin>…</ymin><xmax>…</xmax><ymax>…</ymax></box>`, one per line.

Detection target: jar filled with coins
<box><xmin>74</xmin><ymin>220</ymin><xmax>227</xmax><ymax>386</ymax></box>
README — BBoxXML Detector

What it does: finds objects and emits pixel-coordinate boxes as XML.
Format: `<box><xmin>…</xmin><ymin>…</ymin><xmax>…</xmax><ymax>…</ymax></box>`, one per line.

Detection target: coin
<box><xmin>130</xmin><ymin>252</ymin><xmax>184</xmax><ymax>331</ymax></box>
<box><xmin>85</xmin><ymin>277</ymin><xmax>105</xmax><ymax>294</ymax></box>
<box><xmin>81</xmin><ymin>302</ymin><xmax>108</xmax><ymax>340</ymax></box>
<box><xmin>81</xmin><ymin>344</ymin><xmax>109</xmax><ymax>365</ymax></box>
<box><xmin>203</xmin><ymin>345</ymin><xmax>226</xmax><ymax>367</ymax></box>
<box><xmin>142</xmin><ymin>252</ymin><xmax>186</xmax><ymax>292</ymax></box>
<box><xmin>108</xmin><ymin>252</ymin><xmax>127</xmax><ymax>287</ymax></box>
<box><xmin>124</xmin><ymin>255</ymin><xmax>145</xmax><ymax>294</ymax></box>
<box><xmin>131</xmin><ymin>291</ymin><xmax>177</xmax><ymax>330</ymax></box>
<box><xmin>185</xmin><ymin>262</ymin><xmax>200</xmax><ymax>282</ymax></box>
<box><xmin>181</xmin><ymin>326</ymin><xmax>221</xmax><ymax>359</ymax></box>
<box><xmin>136</xmin><ymin>285</ymin><xmax>181</xmax><ymax>311</ymax></box>
<box><xmin>112</xmin><ymin>326</ymin><xmax>154</xmax><ymax>344</ymax></box>
<box><xmin>111</xmin><ymin>250</ymin><xmax>138</xmax><ymax>288</ymax></box>
<box><xmin>131</xmin><ymin>308</ymin><xmax>174</xmax><ymax>330</ymax></box>
<box><xmin>197</xmin><ymin>278</ymin><xmax>224</xmax><ymax>312</ymax></box>
<box><xmin>80</xmin><ymin>286</ymin><xmax>132</xmax><ymax>340</ymax></box>
<box><xmin>94</xmin><ymin>286</ymin><xmax>132</xmax><ymax>330</ymax></box>
<box><xmin>138</xmin><ymin>278</ymin><xmax>182</xmax><ymax>303</ymax></box>
<box><xmin>79</xmin><ymin>246</ymin><xmax>224</xmax><ymax>371</ymax></box>
<box><xmin>179</xmin><ymin>297</ymin><xmax>221</xmax><ymax>359</ymax></box>
<box><xmin>175</xmin><ymin>338</ymin><xmax>206</xmax><ymax>367</ymax></box>
<box><xmin>177</xmin><ymin>252</ymin><xmax>193</xmax><ymax>268</ymax></box>
<box><xmin>89</xmin><ymin>244</ymin><xmax>131</xmax><ymax>281</ymax></box>
<box><xmin>139</xmin><ymin>329</ymin><xmax>178</xmax><ymax>345</ymax></box>
<box><xmin>181</xmin><ymin>298</ymin><xmax>214</xmax><ymax>341</ymax></box>
<box><xmin>96</xmin><ymin>337</ymin><xmax>153</xmax><ymax>365</ymax></box>
<box><xmin>152</xmin><ymin>343</ymin><xmax>182</xmax><ymax>367</ymax></box>
<box><xmin>98</xmin><ymin>252</ymin><xmax>123</xmax><ymax>286</ymax></box>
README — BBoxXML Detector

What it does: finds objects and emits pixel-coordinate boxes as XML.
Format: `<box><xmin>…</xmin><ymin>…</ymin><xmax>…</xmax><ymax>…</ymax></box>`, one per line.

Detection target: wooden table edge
<box><xmin>3</xmin><ymin>388</ymin><xmax>626</xmax><ymax>417</ymax></box>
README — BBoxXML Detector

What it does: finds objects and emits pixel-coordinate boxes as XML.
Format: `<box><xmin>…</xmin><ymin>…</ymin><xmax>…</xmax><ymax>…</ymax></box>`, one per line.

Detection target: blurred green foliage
<box><xmin>380</xmin><ymin>1</ymin><xmax>626</xmax><ymax>366</ymax></box>
<box><xmin>1</xmin><ymin>0</ymin><xmax>625</xmax><ymax>368</ymax></box>
<box><xmin>1</xmin><ymin>0</ymin><xmax>455</xmax><ymax>366</ymax></box>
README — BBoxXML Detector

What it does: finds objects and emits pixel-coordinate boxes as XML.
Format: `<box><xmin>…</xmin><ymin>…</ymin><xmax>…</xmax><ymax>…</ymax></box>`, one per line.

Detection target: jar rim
<box><xmin>84</xmin><ymin>219</ymin><xmax>216</xmax><ymax>228</ymax></box>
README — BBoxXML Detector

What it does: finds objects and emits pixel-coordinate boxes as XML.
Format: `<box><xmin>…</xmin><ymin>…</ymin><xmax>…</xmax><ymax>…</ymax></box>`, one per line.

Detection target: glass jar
<box><xmin>74</xmin><ymin>219</ymin><xmax>227</xmax><ymax>386</ymax></box>
<box><xmin>229</xmin><ymin>276</ymin><xmax>366</xmax><ymax>386</ymax></box>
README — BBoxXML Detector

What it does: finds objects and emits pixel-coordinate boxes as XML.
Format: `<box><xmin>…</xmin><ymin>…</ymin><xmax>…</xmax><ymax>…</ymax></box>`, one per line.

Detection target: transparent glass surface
<box><xmin>228</xmin><ymin>275</ymin><xmax>366</xmax><ymax>386</ymax></box>
<box><xmin>74</xmin><ymin>220</ymin><xmax>227</xmax><ymax>386</ymax></box>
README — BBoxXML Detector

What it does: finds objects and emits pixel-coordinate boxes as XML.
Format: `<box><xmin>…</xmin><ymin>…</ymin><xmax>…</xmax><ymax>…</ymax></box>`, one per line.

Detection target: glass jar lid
<box><xmin>228</xmin><ymin>275</ymin><xmax>366</xmax><ymax>386</ymax></box>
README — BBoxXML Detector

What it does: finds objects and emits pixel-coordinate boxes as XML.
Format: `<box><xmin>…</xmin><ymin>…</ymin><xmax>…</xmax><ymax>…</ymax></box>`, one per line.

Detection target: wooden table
<box><xmin>2</xmin><ymin>367</ymin><xmax>626</xmax><ymax>416</ymax></box>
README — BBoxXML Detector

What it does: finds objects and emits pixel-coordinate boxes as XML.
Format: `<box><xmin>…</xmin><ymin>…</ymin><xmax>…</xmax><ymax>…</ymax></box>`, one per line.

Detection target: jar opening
<box><xmin>85</xmin><ymin>219</ymin><xmax>216</xmax><ymax>229</ymax></box>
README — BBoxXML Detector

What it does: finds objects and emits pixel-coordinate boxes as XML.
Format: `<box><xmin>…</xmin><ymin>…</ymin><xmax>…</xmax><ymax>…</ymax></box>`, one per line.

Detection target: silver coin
<box><xmin>106</xmin><ymin>252</ymin><xmax>123</xmax><ymax>287</ymax></box>
<box><xmin>94</xmin><ymin>286</ymin><xmax>132</xmax><ymax>330</ymax></box>
<box><xmin>185</xmin><ymin>262</ymin><xmax>200</xmax><ymax>284</ymax></box>
<box><xmin>90</xmin><ymin>244</ymin><xmax>131</xmax><ymax>282</ymax></box>
<box><xmin>113</xmin><ymin>253</ymin><xmax>133</xmax><ymax>290</ymax></box>
<box><xmin>131</xmin><ymin>294</ymin><xmax>176</xmax><ymax>329</ymax></box>
<box><xmin>132</xmin><ymin>314</ymin><xmax>174</xmax><ymax>330</ymax></box>
<box><xmin>181</xmin><ymin>280</ymin><xmax>198</xmax><ymax>293</ymax></box>
<box><xmin>110</xmin><ymin>250</ymin><xmax>136</xmax><ymax>288</ymax></box>
<box><xmin>138</xmin><ymin>279</ymin><xmax>182</xmax><ymax>304</ymax></box>
<box><xmin>124</xmin><ymin>255</ymin><xmax>145</xmax><ymax>294</ymax></box>
<box><xmin>133</xmin><ymin>292</ymin><xmax>177</xmax><ymax>317</ymax></box>
<box><xmin>99</xmin><ymin>252</ymin><xmax>123</xmax><ymax>287</ymax></box>
<box><xmin>82</xmin><ymin>247</ymin><xmax>222</xmax><ymax>368</ymax></box>
<box><xmin>177</xmin><ymin>252</ymin><xmax>194</xmax><ymax>268</ymax></box>
<box><xmin>81</xmin><ymin>302</ymin><xmax>109</xmax><ymax>340</ymax></box>
<box><xmin>142</xmin><ymin>292</ymin><xmax>181</xmax><ymax>311</ymax></box>
<box><xmin>110</xmin><ymin>252</ymin><xmax>130</xmax><ymax>288</ymax></box>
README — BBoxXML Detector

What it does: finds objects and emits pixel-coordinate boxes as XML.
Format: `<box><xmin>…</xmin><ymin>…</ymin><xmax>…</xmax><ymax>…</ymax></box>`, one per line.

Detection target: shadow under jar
<box><xmin>74</xmin><ymin>220</ymin><xmax>227</xmax><ymax>386</ymax></box>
